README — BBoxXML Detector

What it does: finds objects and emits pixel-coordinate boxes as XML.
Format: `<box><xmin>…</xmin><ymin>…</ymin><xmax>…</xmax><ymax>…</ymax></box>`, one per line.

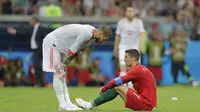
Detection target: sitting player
<box><xmin>76</xmin><ymin>49</ymin><xmax>157</xmax><ymax>111</ymax></box>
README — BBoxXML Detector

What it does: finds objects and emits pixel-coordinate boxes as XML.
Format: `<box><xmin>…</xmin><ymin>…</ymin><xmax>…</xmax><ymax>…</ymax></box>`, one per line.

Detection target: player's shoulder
<box><xmin>118</xmin><ymin>18</ymin><xmax>127</xmax><ymax>23</ymax></box>
<box><xmin>134</xmin><ymin>18</ymin><xmax>143</xmax><ymax>23</ymax></box>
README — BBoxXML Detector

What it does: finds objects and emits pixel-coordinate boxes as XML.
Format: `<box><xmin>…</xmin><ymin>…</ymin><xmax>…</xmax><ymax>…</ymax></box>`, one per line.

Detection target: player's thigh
<box><xmin>124</xmin><ymin>88</ymin><xmax>152</xmax><ymax>111</ymax></box>
<box><xmin>115</xmin><ymin>85</ymin><xmax>129</xmax><ymax>102</ymax></box>
<box><xmin>42</xmin><ymin>42</ymin><xmax>61</xmax><ymax>72</ymax></box>
<box><xmin>118</xmin><ymin>47</ymin><xmax>126</xmax><ymax>66</ymax></box>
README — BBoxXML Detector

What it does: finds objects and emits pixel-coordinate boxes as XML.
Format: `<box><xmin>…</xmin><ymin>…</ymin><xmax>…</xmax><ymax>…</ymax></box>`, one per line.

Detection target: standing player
<box><xmin>42</xmin><ymin>24</ymin><xmax>112</xmax><ymax>111</ymax></box>
<box><xmin>114</xmin><ymin>7</ymin><xmax>145</xmax><ymax>80</ymax></box>
<box><xmin>76</xmin><ymin>49</ymin><xmax>157</xmax><ymax>111</ymax></box>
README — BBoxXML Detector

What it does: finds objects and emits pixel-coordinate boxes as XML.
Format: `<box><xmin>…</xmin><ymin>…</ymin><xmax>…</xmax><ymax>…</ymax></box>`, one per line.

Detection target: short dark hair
<box><xmin>98</xmin><ymin>25</ymin><xmax>112</xmax><ymax>38</ymax></box>
<box><xmin>125</xmin><ymin>49</ymin><xmax>140</xmax><ymax>61</ymax></box>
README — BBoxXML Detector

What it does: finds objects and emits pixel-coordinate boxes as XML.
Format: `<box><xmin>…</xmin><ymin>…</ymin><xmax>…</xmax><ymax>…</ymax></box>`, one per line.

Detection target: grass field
<box><xmin>0</xmin><ymin>85</ymin><xmax>200</xmax><ymax>112</ymax></box>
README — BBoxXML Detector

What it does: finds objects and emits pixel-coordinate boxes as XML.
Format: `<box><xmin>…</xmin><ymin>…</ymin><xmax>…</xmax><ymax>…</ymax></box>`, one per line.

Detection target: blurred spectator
<box><xmin>83</xmin><ymin>0</ymin><xmax>94</xmax><ymax>16</ymax></box>
<box><xmin>0</xmin><ymin>55</ymin><xmax>7</xmax><ymax>87</ymax></box>
<box><xmin>76</xmin><ymin>48</ymin><xmax>91</xmax><ymax>86</ymax></box>
<box><xmin>175</xmin><ymin>11</ymin><xmax>185</xmax><ymax>30</ymax></box>
<box><xmin>4</xmin><ymin>60</ymin><xmax>17</xmax><ymax>86</ymax></box>
<box><xmin>134</xmin><ymin>0</ymin><xmax>147</xmax><ymax>17</ymax></box>
<box><xmin>182</xmin><ymin>2</ymin><xmax>194</xmax><ymax>35</ymax></box>
<box><xmin>160</xmin><ymin>13</ymin><xmax>176</xmax><ymax>40</ymax></box>
<box><xmin>66</xmin><ymin>59</ymin><xmax>77</xmax><ymax>84</ymax></box>
<box><xmin>106</xmin><ymin>0</ymin><xmax>119</xmax><ymax>17</ymax></box>
<box><xmin>12</xmin><ymin>0</ymin><xmax>29</xmax><ymax>15</ymax></box>
<box><xmin>86</xmin><ymin>57</ymin><xmax>105</xmax><ymax>87</ymax></box>
<box><xmin>14</xmin><ymin>58</ymin><xmax>30</xmax><ymax>86</ymax></box>
<box><xmin>191</xmin><ymin>16</ymin><xmax>200</xmax><ymax>40</ymax></box>
<box><xmin>7</xmin><ymin>16</ymin><xmax>46</xmax><ymax>87</ymax></box>
<box><xmin>147</xmin><ymin>7</ymin><xmax>157</xmax><ymax>16</ymax></box>
<box><xmin>61</xmin><ymin>0</ymin><xmax>81</xmax><ymax>16</ymax></box>
<box><xmin>151</xmin><ymin>22</ymin><xmax>165</xmax><ymax>41</ymax></box>
<box><xmin>162</xmin><ymin>0</ymin><xmax>177</xmax><ymax>17</ymax></box>
<box><xmin>1</xmin><ymin>0</ymin><xmax>12</xmax><ymax>14</ymax></box>
<box><xmin>118</xmin><ymin>0</ymin><xmax>132</xmax><ymax>16</ymax></box>
<box><xmin>170</xmin><ymin>29</ymin><xmax>196</xmax><ymax>85</ymax></box>
<box><xmin>39</xmin><ymin>1</ymin><xmax>62</xmax><ymax>17</ymax></box>
<box><xmin>147</xmin><ymin>32</ymin><xmax>165</xmax><ymax>86</ymax></box>
<box><xmin>28</xmin><ymin>64</ymin><xmax>36</xmax><ymax>86</ymax></box>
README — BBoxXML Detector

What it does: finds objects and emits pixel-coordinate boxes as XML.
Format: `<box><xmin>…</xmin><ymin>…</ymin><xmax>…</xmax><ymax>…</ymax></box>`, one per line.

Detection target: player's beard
<box><xmin>127</xmin><ymin>16</ymin><xmax>134</xmax><ymax>21</ymax></box>
<box><xmin>95</xmin><ymin>38</ymin><xmax>101</xmax><ymax>43</ymax></box>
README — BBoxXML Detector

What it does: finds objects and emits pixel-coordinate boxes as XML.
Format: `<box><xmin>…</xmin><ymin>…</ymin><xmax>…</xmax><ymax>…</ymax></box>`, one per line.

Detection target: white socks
<box><xmin>53</xmin><ymin>74</ymin><xmax>72</xmax><ymax>105</ymax></box>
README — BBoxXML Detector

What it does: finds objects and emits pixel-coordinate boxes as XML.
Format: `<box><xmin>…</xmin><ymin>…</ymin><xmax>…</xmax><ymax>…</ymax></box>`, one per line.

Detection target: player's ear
<box><xmin>132</xmin><ymin>57</ymin><xmax>136</xmax><ymax>61</ymax></box>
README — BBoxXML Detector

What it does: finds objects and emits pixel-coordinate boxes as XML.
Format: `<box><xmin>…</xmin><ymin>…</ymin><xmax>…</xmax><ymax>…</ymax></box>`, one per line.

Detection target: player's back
<box><xmin>130</xmin><ymin>64</ymin><xmax>157</xmax><ymax>107</ymax></box>
<box><xmin>45</xmin><ymin>24</ymin><xmax>95</xmax><ymax>54</ymax></box>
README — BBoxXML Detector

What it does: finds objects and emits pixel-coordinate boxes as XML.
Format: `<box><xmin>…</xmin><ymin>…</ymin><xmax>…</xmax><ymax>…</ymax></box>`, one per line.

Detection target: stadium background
<box><xmin>0</xmin><ymin>0</ymin><xmax>200</xmax><ymax>86</ymax></box>
<box><xmin>0</xmin><ymin>0</ymin><xmax>200</xmax><ymax>112</ymax></box>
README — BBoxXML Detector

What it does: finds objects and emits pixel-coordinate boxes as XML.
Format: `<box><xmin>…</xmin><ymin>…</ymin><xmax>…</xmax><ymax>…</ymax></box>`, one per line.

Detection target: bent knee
<box><xmin>114</xmin><ymin>85</ymin><xmax>126</xmax><ymax>91</ymax></box>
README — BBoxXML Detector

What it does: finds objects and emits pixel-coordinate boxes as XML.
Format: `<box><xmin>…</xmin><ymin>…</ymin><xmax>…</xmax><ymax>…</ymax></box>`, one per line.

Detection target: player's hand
<box><xmin>7</xmin><ymin>27</ymin><xmax>17</xmax><ymax>35</ymax></box>
<box><xmin>54</xmin><ymin>64</ymin><xmax>66</xmax><ymax>75</ymax></box>
<box><xmin>99</xmin><ymin>86</ymin><xmax>107</xmax><ymax>94</ymax></box>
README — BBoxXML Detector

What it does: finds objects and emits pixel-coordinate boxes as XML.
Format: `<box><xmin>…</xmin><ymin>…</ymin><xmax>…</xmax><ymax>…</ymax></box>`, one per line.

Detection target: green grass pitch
<box><xmin>0</xmin><ymin>85</ymin><xmax>200</xmax><ymax>112</ymax></box>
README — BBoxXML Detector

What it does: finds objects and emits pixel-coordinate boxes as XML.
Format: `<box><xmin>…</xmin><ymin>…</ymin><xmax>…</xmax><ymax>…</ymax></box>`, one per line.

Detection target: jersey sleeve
<box><xmin>102</xmin><ymin>69</ymin><xmax>139</xmax><ymax>90</ymax></box>
<box><xmin>68</xmin><ymin>33</ymin><xmax>91</xmax><ymax>55</ymax></box>
<box><xmin>120</xmin><ymin>69</ymin><xmax>138</xmax><ymax>83</ymax></box>
<box><xmin>139</xmin><ymin>20</ymin><xmax>145</xmax><ymax>33</ymax></box>
<box><xmin>115</xmin><ymin>20</ymin><xmax>122</xmax><ymax>36</ymax></box>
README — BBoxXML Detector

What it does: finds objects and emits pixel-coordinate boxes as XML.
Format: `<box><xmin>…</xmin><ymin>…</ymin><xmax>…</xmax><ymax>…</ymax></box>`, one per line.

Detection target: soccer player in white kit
<box><xmin>114</xmin><ymin>7</ymin><xmax>145</xmax><ymax>81</ymax></box>
<box><xmin>42</xmin><ymin>24</ymin><xmax>112</xmax><ymax>111</ymax></box>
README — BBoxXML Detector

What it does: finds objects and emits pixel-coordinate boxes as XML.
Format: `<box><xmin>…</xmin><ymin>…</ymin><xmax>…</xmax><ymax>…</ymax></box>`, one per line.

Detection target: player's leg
<box><xmin>76</xmin><ymin>88</ymin><xmax>118</xmax><ymax>109</ymax></box>
<box><xmin>115</xmin><ymin>85</ymin><xmax>153</xmax><ymax>111</ymax></box>
<box><xmin>42</xmin><ymin>42</ymin><xmax>81</xmax><ymax>110</ymax></box>
<box><xmin>114</xmin><ymin>85</ymin><xmax>128</xmax><ymax>102</ymax></box>
<box><xmin>171</xmin><ymin>61</ymin><xmax>178</xmax><ymax>84</ymax></box>
<box><xmin>181</xmin><ymin>61</ymin><xmax>193</xmax><ymax>81</ymax></box>
<box><xmin>52</xmin><ymin>48</ymin><xmax>82</xmax><ymax>110</ymax></box>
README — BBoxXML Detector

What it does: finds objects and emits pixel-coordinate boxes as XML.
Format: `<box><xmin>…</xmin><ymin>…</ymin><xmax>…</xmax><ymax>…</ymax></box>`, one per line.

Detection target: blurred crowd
<box><xmin>0</xmin><ymin>0</ymin><xmax>199</xmax><ymax>17</ymax></box>
<box><xmin>1</xmin><ymin>0</ymin><xmax>200</xmax><ymax>40</ymax></box>
<box><xmin>0</xmin><ymin>48</ymin><xmax>108</xmax><ymax>87</ymax></box>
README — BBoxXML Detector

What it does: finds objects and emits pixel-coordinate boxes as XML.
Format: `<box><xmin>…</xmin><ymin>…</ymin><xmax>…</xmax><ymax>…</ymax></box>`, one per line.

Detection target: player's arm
<box><xmin>101</xmin><ymin>70</ymin><xmax>136</xmax><ymax>93</ymax></box>
<box><xmin>62</xmin><ymin>33</ymin><xmax>90</xmax><ymax>66</ymax></box>
<box><xmin>139</xmin><ymin>20</ymin><xmax>145</xmax><ymax>52</ymax></box>
<box><xmin>114</xmin><ymin>21</ymin><xmax>122</xmax><ymax>57</ymax></box>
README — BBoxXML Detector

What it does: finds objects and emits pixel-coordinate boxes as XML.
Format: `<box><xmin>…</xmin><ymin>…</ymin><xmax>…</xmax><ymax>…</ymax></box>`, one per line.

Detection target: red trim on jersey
<box><xmin>116</xmin><ymin>33</ymin><xmax>120</xmax><ymax>37</ymax></box>
<box><xmin>68</xmin><ymin>49</ymin><xmax>75</xmax><ymax>56</ymax></box>
<box><xmin>50</xmin><ymin>48</ymin><xmax>54</xmax><ymax>69</ymax></box>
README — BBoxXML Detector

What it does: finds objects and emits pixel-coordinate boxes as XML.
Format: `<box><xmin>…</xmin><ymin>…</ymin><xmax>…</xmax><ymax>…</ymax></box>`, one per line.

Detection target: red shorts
<box><xmin>125</xmin><ymin>88</ymin><xmax>153</xmax><ymax>111</ymax></box>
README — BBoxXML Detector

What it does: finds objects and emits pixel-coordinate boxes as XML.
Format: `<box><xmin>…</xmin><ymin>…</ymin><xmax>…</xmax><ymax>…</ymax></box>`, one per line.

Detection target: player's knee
<box><xmin>114</xmin><ymin>85</ymin><xmax>124</xmax><ymax>91</ymax></box>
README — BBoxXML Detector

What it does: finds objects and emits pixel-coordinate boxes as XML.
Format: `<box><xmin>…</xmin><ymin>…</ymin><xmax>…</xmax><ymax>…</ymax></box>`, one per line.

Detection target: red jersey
<box><xmin>102</xmin><ymin>64</ymin><xmax>157</xmax><ymax>107</ymax></box>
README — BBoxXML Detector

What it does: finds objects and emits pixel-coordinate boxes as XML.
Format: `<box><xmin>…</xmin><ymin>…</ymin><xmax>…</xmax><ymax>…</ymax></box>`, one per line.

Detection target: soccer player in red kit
<box><xmin>76</xmin><ymin>49</ymin><xmax>157</xmax><ymax>111</ymax></box>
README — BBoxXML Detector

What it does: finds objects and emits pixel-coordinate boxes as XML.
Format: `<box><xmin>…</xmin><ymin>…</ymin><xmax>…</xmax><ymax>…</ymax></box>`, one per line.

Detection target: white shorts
<box><xmin>42</xmin><ymin>36</ymin><xmax>61</xmax><ymax>73</ymax></box>
<box><xmin>118</xmin><ymin>47</ymin><xmax>126</xmax><ymax>66</ymax></box>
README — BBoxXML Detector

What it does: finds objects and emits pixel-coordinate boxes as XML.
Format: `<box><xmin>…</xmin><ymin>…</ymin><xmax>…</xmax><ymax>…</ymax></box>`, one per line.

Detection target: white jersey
<box><xmin>43</xmin><ymin>24</ymin><xmax>95</xmax><ymax>54</ymax></box>
<box><xmin>116</xmin><ymin>18</ymin><xmax>145</xmax><ymax>49</ymax></box>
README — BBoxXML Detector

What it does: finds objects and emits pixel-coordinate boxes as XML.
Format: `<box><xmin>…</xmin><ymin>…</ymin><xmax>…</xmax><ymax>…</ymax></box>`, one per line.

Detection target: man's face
<box><xmin>124</xmin><ymin>53</ymin><xmax>134</xmax><ymax>67</ymax></box>
<box><xmin>29</xmin><ymin>18</ymin><xmax>35</xmax><ymax>26</ymax></box>
<box><xmin>94</xmin><ymin>30</ymin><xmax>108</xmax><ymax>43</ymax></box>
<box><xmin>125</xmin><ymin>7</ymin><xmax>134</xmax><ymax>20</ymax></box>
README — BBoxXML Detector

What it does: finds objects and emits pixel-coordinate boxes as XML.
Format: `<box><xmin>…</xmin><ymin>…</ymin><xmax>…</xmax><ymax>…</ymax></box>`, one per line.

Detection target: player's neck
<box><xmin>130</xmin><ymin>62</ymin><xmax>139</xmax><ymax>69</ymax></box>
<box><xmin>127</xmin><ymin>18</ymin><xmax>134</xmax><ymax>22</ymax></box>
